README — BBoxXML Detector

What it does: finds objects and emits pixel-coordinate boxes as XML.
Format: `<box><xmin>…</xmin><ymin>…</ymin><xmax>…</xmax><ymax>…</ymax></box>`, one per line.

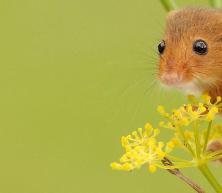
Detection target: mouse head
<box><xmin>158</xmin><ymin>8</ymin><xmax>222</xmax><ymax>96</ymax></box>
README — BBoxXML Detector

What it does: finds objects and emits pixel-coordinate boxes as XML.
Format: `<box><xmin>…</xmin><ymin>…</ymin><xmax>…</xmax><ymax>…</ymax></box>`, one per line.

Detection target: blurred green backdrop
<box><xmin>0</xmin><ymin>0</ymin><xmax>221</xmax><ymax>193</ymax></box>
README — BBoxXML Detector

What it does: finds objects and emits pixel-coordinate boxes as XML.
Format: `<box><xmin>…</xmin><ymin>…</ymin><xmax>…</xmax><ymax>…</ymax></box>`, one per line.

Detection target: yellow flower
<box><xmin>157</xmin><ymin>105</ymin><xmax>169</xmax><ymax>118</ymax></box>
<box><xmin>149</xmin><ymin>164</ymin><xmax>157</xmax><ymax>173</ymax></box>
<box><xmin>165</xmin><ymin>137</ymin><xmax>181</xmax><ymax>153</ymax></box>
<box><xmin>111</xmin><ymin>94</ymin><xmax>222</xmax><ymax>174</ymax></box>
<box><xmin>202</xmin><ymin>94</ymin><xmax>211</xmax><ymax>105</ymax></box>
<box><xmin>158</xmin><ymin>95</ymin><xmax>220</xmax><ymax>132</ymax></box>
<box><xmin>206</xmin><ymin>106</ymin><xmax>218</xmax><ymax>121</ymax></box>
<box><xmin>111</xmin><ymin>125</ymin><xmax>165</xmax><ymax>172</ymax></box>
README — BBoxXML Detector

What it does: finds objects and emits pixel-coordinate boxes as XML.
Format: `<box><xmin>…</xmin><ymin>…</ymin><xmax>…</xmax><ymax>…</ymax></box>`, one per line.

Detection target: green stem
<box><xmin>203</xmin><ymin>121</ymin><xmax>212</xmax><ymax>153</ymax></box>
<box><xmin>194</xmin><ymin>121</ymin><xmax>201</xmax><ymax>159</ymax></box>
<box><xmin>209</xmin><ymin>0</ymin><xmax>222</xmax><ymax>8</ymax></box>
<box><xmin>160</xmin><ymin>0</ymin><xmax>177</xmax><ymax>12</ymax></box>
<box><xmin>199</xmin><ymin>164</ymin><xmax>222</xmax><ymax>193</ymax></box>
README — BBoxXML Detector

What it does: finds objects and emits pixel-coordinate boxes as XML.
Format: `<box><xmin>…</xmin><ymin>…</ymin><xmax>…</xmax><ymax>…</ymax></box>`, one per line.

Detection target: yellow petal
<box><xmin>148</xmin><ymin>164</ymin><xmax>157</xmax><ymax>173</ymax></box>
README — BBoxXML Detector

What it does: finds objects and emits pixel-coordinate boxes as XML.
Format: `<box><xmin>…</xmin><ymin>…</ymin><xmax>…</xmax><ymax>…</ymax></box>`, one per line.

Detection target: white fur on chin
<box><xmin>161</xmin><ymin>81</ymin><xmax>202</xmax><ymax>96</ymax></box>
<box><xmin>177</xmin><ymin>82</ymin><xmax>202</xmax><ymax>96</ymax></box>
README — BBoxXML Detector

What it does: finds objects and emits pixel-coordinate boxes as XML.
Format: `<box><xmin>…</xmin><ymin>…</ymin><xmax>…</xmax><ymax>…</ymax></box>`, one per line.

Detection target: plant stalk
<box><xmin>160</xmin><ymin>0</ymin><xmax>177</xmax><ymax>11</ymax></box>
<box><xmin>203</xmin><ymin>121</ymin><xmax>212</xmax><ymax>153</ymax></box>
<box><xmin>199</xmin><ymin>164</ymin><xmax>222</xmax><ymax>193</ymax></box>
<box><xmin>162</xmin><ymin>157</ymin><xmax>205</xmax><ymax>193</ymax></box>
<box><xmin>209</xmin><ymin>0</ymin><xmax>222</xmax><ymax>8</ymax></box>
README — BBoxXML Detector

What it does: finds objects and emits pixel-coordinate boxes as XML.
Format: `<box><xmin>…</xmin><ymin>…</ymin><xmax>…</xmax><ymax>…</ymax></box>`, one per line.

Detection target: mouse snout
<box><xmin>160</xmin><ymin>72</ymin><xmax>182</xmax><ymax>86</ymax></box>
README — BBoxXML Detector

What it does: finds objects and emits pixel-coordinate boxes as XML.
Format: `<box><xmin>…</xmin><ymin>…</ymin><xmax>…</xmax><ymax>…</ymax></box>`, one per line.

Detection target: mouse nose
<box><xmin>160</xmin><ymin>73</ymin><xmax>182</xmax><ymax>85</ymax></box>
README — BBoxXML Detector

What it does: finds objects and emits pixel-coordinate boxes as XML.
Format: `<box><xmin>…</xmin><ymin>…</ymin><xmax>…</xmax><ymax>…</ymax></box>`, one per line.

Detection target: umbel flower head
<box><xmin>157</xmin><ymin>94</ymin><xmax>221</xmax><ymax>129</ymax></box>
<box><xmin>111</xmin><ymin>124</ymin><xmax>165</xmax><ymax>172</ymax></box>
<box><xmin>111</xmin><ymin>94</ymin><xmax>222</xmax><ymax>173</ymax></box>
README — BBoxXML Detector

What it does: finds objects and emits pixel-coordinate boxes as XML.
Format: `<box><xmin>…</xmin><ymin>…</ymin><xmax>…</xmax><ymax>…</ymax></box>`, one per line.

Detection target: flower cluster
<box><xmin>158</xmin><ymin>95</ymin><xmax>221</xmax><ymax>129</ymax></box>
<box><xmin>157</xmin><ymin>95</ymin><xmax>222</xmax><ymax>162</ymax></box>
<box><xmin>111</xmin><ymin>94</ymin><xmax>222</xmax><ymax>173</ymax></box>
<box><xmin>111</xmin><ymin>124</ymin><xmax>165</xmax><ymax>172</ymax></box>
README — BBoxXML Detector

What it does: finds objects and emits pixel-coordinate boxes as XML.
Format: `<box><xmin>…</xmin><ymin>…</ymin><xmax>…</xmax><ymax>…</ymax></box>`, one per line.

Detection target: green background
<box><xmin>0</xmin><ymin>0</ymin><xmax>221</xmax><ymax>193</ymax></box>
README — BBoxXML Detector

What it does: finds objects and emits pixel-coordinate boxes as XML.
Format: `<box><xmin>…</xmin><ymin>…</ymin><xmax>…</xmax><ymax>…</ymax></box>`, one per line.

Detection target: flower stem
<box><xmin>209</xmin><ymin>0</ymin><xmax>222</xmax><ymax>8</ymax></box>
<box><xmin>159</xmin><ymin>0</ymin><xmax>177</xmax><ymax>11</ymax></box>
<box><xmin>194</xmin><ymin>121</ymin><xmax>201</xmax><ymax>159</ymax></box>
<box><xmin>203</xmin><ymin>121</ymin><xmax>212</xmax><ymax>153</ymax></box>
<box><xmin>199</xmin><ymin>164</ymin><xmax>222</xmax><ymax>193</ymax></box>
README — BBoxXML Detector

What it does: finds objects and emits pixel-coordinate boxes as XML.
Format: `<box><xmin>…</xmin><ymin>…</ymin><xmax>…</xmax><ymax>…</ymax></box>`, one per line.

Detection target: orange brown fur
<box><xmin>158</xmin><ymin>7</ymin><xmax>222</xmax><ymax>101</ymax></box>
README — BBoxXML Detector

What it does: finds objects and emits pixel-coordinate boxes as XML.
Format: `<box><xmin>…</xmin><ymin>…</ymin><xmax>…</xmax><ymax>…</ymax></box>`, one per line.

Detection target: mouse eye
<box><xmin>193</xmin><ymin>39</ymin><xmax>208</xmax><ymax>55</ymax></box>
<box><xmin>158</xmin><ymin>40</ymin><xmax>165</xmax><ymax>54</ymax></box>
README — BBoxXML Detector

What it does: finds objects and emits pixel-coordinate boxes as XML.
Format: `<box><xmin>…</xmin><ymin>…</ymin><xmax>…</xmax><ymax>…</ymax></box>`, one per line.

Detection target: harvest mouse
<box><xmin>158</xmin><ymin>7</ymin><xmax>222</xmax><ymax>101</ymax></box>
<box><xmin>157</xmin><ymin>7</ymin><xmax>222</xmax><ymax>157</ymax></box>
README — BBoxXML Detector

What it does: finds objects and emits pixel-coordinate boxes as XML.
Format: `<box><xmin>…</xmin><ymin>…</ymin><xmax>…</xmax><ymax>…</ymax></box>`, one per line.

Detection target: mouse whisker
<box><xmin>143</xmin><ymin>79</ymin><xmax>158</xmax><ymax>96</ymax></box>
